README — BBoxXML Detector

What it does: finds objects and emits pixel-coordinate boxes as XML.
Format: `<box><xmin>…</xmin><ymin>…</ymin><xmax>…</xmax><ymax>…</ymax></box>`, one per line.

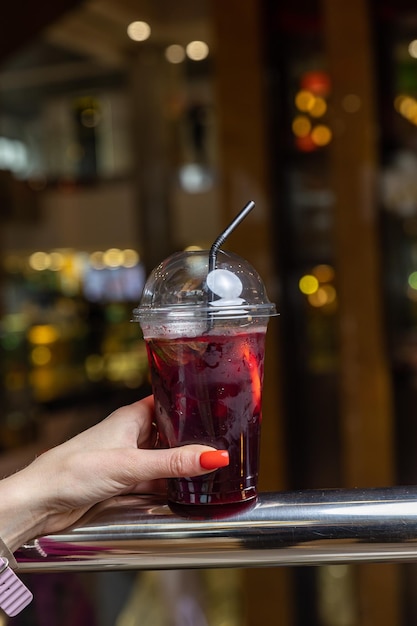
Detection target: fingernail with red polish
<box><xmin>200</xmin><ymin>450</ymin><xmax>229</xmax><ymax>470</ymax></box>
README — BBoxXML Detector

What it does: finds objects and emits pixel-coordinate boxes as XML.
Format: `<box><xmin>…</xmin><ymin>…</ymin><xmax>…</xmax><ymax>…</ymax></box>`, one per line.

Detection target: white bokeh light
<box><xmin>409</xmin><ymin>40</ymin><xmax>417</xmax><ymax>59</ymax></box>
<box><xmin>186</xmin><ymin>41</ymin><xmax>209</xmax><ymax>61</ymax></box>
<box><xmin>127</xmin><ymin>21</ymin><xmax>151</xmax><ymax>42</ymax></box>
<box><xmin>165</xmin><ymin>44</ymin><xmax>186</xmax><ymax>64</ymax></box>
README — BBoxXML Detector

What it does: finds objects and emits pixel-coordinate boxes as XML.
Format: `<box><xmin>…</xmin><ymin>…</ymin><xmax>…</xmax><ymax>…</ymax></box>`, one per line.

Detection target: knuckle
<box><xmin>169</xmin><ymin>449</ymin><xmax>192</xmax><ymax>476</ymax></box>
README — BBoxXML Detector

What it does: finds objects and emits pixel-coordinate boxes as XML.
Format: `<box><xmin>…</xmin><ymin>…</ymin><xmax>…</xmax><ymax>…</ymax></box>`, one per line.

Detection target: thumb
<box><xmin>122</xmin><ymin>445</ymin><xmax>229</xmax><ymax>483</ymax></box>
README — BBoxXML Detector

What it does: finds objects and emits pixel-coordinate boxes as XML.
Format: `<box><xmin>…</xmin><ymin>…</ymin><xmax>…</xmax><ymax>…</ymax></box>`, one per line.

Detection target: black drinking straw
<box><xmin>208</xmin><ymin>200</ymin><xmax>255</xmax><ymax>277</ymax></box>
<box><xmin>207</xmin><ymin>200</ymin><xmax>255</xmax><ymax>311</ymax></box>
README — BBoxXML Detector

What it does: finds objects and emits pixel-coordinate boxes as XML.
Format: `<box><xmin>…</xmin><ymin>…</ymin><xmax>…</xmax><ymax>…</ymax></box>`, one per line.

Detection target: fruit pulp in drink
<box><xmin>146</xmin><ymin>330</ymin><xmax>266</xmax><ymax>510</ymax></box>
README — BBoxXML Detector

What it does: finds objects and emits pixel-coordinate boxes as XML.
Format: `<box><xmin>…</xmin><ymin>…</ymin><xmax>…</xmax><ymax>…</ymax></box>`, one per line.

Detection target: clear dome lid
<box><xmin>132</xmin><ymin>249</ymin><xmax>277</xmax><ymax>324</ymax></box>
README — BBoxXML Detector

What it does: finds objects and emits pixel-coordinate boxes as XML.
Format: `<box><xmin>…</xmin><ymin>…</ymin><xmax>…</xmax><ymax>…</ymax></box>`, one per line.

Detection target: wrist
<box><xmin>0</xmin><ymin>537</ymin><xmax>17</xmax><ymax>569</ymax></box>
<box><xmin>0</xmin><ymin>470</ymin><xmax>50</xmax><ymax>552</ymax></box>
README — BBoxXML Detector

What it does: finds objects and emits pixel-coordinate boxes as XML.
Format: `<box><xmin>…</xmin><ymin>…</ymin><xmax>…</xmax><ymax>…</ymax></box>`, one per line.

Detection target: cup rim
<box><xmin>132</xmin><ymin>302</ymin><xmax>278</xmax><ymax>323</ymax></box>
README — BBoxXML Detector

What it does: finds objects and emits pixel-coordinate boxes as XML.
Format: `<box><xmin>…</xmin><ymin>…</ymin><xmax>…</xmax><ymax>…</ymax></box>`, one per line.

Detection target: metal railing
<box><xmin>15</xmin><ymin>487</ymin><xmax>417</xmax><ymax>572</ymax></box>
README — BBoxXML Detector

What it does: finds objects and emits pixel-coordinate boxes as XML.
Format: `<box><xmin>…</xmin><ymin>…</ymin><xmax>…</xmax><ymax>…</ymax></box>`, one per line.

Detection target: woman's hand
<box><xmin>0</xmin><ymin>396</ymin><xmax>228</xmax><ymax>551</ymax></box>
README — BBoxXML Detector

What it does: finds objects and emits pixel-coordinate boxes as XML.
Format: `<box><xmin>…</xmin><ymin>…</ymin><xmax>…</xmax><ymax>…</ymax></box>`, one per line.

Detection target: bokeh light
<box><xmin>408</xmin><ymin>271</ymin><xmax>417</xmax><ymax>290</ymax></box>
<box><xmin>295</xmin><ymin>135</ymin><xmax>317</xmax><ymax>152</ymax></box>
<box><xmin>408</xmin><ymin>40</ymin><xmax>417</xmax><ymax>59</ymax></box>
<box><xmin>186</xmin><ymin>41</ymin><xmax>209</xmax><ymax>61</ymax></box>
<box><xmin>103</xmin><ymin>248</ymin><xmax>124</xmax><ymax>268</ymax></box>
<box><xmin>31</xmin><ymin>346</ymin><xmax>52</xmax><ymax>366</ymax></box>
<box><xmin>311</xmin><ymin>124</ymin><xmax>332</xmax><ymax>146</ymax></box>
<box><xmin>299</xmin><ymin>274</ymin><xmax>319</xmax><ymax>295</ymax></box>
<box><xmin>29</xmin><ymin>252</ymin><xmax>50</xmax><ymax>271</ymax></box>
<box><xmin>309</xmin><ymin>96</ymin><xmax>327</xmax><ymax>118</ymax></box>
<box><xmin>49</xmin><ymin>252</ymin><xmax>65</xmax><ymax>271</ymax></box>
<box><xmin>27</xmin><ymin>325</ymin><xmax>59</xmax><ymax>345</ymax></box>
<box><xmin>122</xmin><ymin>249</ymin><xmax>139</xmax><ymax>268</ymax></box>
<box><xmin>292</xmin><ymin>115</ymin><xmax>312</xmax><ymax>138</ymax></box>
<box><xmin>300</xmin><ymin>71</ymin><xmax>331</xmax><ymax>96</ymax></box>
<box><xmin>295</xmin><ymin>90</ymin><xmax>315</xmax><ymax>112</ymax></box>
<box><xmin>165</xmin><ymin>44</ymin><xmax>186</xmax><ymax>64</ymax></box>
<box><xmin>127</xmin><ymin>21</ymin><xmax>151</xmax><ymax>42</ymax></box>
<box><xmin>312</xmin><ymin>264</ymin><xmax>335</xmax><ymax>283</ymax></box>
<box><xmin>308</xmin><ymin>285</ymin><xmax>337</xmax><ymax>308</ymax></box>
<box><xmin>394</xmin><ymin>94</ymin><xmax>417</xmax><ymax>125</ymax></box>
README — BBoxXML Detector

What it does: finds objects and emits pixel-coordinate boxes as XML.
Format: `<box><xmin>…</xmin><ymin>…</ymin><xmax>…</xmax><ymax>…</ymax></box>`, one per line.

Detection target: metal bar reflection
<box><xmin>16</xmin><ymin>487</ymin><xmax>417</xmax><ymax>572</ymax></box>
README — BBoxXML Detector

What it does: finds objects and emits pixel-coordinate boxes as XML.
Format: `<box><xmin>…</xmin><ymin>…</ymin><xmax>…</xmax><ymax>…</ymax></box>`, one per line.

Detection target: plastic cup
<box><xmin>132</xmin><ymin>248</ymin><xmax>277</xmax><ymax>515</ymax></box>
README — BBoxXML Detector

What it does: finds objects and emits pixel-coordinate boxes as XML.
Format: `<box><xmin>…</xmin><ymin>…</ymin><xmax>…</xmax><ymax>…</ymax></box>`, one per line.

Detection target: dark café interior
<box><xmin>3</xmin><ymin>0</ymin><xmax>417</xmax><ymax>624</ymax></box>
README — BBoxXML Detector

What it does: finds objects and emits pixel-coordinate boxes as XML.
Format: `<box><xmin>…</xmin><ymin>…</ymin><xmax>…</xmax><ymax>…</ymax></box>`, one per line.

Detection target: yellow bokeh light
<box><xmin>90</xmin><ymin>251</ymin><xmax>105</xmax><ymax>270</ymax></box>
<box><xmin>103</xmin><ymin>248</ymin><xmax>124</xmax><ymax>268</ymax></box>
<box><xmin>292</xmin><ymin>115</ymin><xmax>312</xmax><ymax>138</ymax></box>
<box><xmin>394</xmin><ymin>94</ymin><xmax>406</xmax><ymax>112</ymax></box>
<box><xmin>80</xmin><ymin>108</ymin><xmax>101</xmax><ymax>129</ymax></box>
<box><xmin>31</xmin><ymin>346</ymin><xmax>52</xmax><ymax>366</ymax></box>
<box><xmin>27</xmin><ymin>324</ymin><xmax>59</xmax><ymax>345</ymax></box>
<box><xmin>29</xmin><ymin>251</ymin><xmax>50</xmax><ymax>271</ymax></box>
<box><xmin>308</xmin><ymin>285</ymin><xmax>338</xmax><ymax>310</ymax></box>
<box><xmin>299</xmin><ymin>274</ymin><xmax>319</xmax><ymax>295</ymax></box>
<box><xmin>122</xmin><ymin>249</ymin><xmax>139</xmax><ymax>268</ymax></box>
<box><xmin>308</xmin><ymin>288</ymin><xmax>328</xmax><ymax>307</ymax></box>
<box><xmin>295</xmin><ymin>90</ymin><xmax>315</xmax><ymax>112</ymax></box>
<box><xmin>399</xmin><ymin>96</ymin><xmax>417</xmax><ymax>119</ymax></box>
<box><xmin>312</xmin><ymin>264</ymin><xmax>335</xmax><ymax>283</ymax></box>
<box><xmin>320</xmin><ymin>284</ymin><xmax>337</xmax><ymax>304</ymax></box>
<box><xmin>309</xmin><ymin>96</ymin><xmax>327</xmax><ymax>118</ymax></box>
<box><xmin>311</xmin><ymin>124</ymin><xmax>332</xmax><ymax>146</ymax></box>
<box><xmin>49</xmin><ymin>252</ymin><xmax>65</xmax><ymax>271</ymax></box>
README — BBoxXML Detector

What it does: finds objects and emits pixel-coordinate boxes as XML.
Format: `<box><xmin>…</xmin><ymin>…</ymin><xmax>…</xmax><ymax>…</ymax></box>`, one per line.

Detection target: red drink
<box><xmin>133</xmin><ymin>247</ymin><xmax>277</xmax><ymax>516</ymax></box>
<box><xmin>146</xmin><ymin>330</ymin><xmax>266</xmax><ymax>512</ymax></box>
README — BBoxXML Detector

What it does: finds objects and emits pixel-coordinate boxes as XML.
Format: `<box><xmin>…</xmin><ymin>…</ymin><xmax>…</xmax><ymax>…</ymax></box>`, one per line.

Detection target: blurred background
<box><xmin>1</xmin><ymin>0</ymin><xmax>417</xmax><ymax>623</ymax></box>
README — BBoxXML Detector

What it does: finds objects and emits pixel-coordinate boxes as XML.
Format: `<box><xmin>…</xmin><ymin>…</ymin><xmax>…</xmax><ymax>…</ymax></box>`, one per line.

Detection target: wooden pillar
<box><xmin>209</xmin><ymin>1</ymin><xmax>292</xmax><ymax>625</ymax></box>
<box><xmin>321</xmin><ymin>1</ymin><xmax>401</xmax><ymax>624</ymax></box>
